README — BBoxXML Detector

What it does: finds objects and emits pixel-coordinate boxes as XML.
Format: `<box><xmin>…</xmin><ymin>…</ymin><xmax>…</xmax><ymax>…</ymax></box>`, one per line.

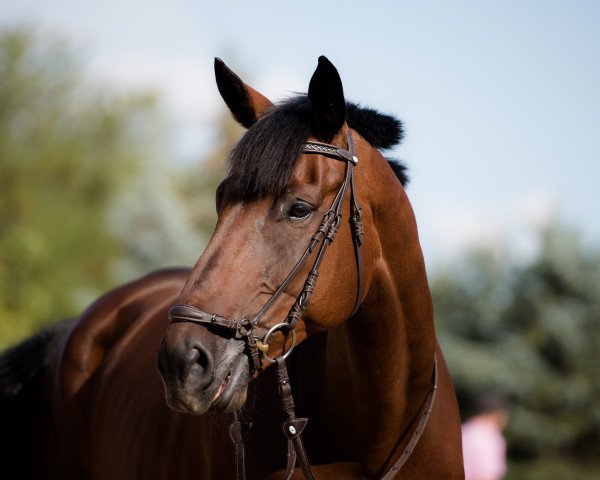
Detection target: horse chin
<box><xmin>164</xmin><ymin>391</ymin><xmax>210</xmax><ymax>415</ymax></box>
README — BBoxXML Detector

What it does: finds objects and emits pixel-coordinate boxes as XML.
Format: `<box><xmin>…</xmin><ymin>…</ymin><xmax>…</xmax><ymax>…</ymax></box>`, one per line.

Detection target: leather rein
<box><xmin>168</xmin><ymin>132</ymin><xmax>438</xmax><ymax>479</ymax></box>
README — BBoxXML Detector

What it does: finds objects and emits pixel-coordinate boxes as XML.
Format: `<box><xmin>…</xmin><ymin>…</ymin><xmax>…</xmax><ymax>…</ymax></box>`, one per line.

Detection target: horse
<box><xmin>0</xmin><ymin>56</ymin><xmax>464</xmax><ymax>479</ymax></box>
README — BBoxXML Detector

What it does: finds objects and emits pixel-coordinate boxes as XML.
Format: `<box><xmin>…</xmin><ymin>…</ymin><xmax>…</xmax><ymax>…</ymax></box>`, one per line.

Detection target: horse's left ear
<box><xmin>214</xmin><ymin>58</ymin><xmax>273</xmax><ymax>128</ymax></box>
<box><xmin>308</xmin><ymin>56</ymin><xmax>347</xmax><ymax>141</ymax></box>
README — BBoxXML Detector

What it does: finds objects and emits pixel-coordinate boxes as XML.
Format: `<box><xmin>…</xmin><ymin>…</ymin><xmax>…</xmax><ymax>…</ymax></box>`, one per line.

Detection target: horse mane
<box><xmin>226</xmin><ymin>95</ymin><xmax>408</xmax><ymax>199</ymax></box>
<box><xmin>0</xmin><ymin>321</ymin><xmax>70</xmax><ymax>399</ymax></box>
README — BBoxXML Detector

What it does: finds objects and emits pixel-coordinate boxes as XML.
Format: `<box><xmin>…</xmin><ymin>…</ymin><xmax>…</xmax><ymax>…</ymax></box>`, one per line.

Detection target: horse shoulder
<box><xmin>56</xmin><ymin>268</ymin><xmax>189</xmax><ymax>400</ymax></box>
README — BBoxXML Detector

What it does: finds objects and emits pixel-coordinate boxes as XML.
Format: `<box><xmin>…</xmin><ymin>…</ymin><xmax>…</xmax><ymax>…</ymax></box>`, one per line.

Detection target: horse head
<box><xmin>157</xmin><ymin>56</ymin><xmax>406</xmax><ymax>416</ymax></box>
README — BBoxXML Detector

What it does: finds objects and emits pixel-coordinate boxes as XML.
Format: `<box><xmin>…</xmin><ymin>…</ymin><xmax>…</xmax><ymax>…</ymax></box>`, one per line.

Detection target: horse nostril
<box><xmin>157</xmin><ymin>336</ymin><xmax>216</xmax><ymax>393</ymax></box>
<box><xmin>192</xmin><ymin>346</ymin><xmax>209</xmax><ymax>370</ymax></box>
<box><xmin>188</xmin><ymin>343</ymin><xmax>214</xmax><ymax>391</ymax></box>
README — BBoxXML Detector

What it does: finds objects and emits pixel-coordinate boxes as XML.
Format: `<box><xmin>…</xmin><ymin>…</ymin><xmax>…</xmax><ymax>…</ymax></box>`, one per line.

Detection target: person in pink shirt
<box><xmin>462</xmin><ymin>391</ymin><xmax>510</xmax><ymax>480</ymax></box>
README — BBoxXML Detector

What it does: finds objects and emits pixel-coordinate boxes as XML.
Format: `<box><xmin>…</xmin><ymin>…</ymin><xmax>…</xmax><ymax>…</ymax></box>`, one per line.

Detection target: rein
<box><xmin>168</xmin><ymin>132</ymin><xmax>437</xmax><ymax>479</ymax></box>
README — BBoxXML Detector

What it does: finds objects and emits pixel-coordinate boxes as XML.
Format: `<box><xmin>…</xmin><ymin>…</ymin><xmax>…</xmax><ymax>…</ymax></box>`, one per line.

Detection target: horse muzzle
<box><xmin>157</xmin><ymin>328</ymin><xmax>249</xmax><ymax>415</ymax></box>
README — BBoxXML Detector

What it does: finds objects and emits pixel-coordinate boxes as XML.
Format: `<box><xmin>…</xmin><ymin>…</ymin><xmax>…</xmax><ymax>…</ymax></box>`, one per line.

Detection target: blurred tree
<box><xmin>176</xmin><ymin>111</ymin><xmax>242</xmax><ymax>237</ymax></box>
<box><xmin>432</xmin><ymin>222</ymin><xmax>600</xmax><ymax>480</ymax></box>
<box><xmin>0</xmin><ymin>29</ymin><xmax>178</xmax><ymax>348</ymax></box>
<box><xmin>107</xmin><ymin>151</ymin><xmax>206</xmax><ymax>282</ymax></box>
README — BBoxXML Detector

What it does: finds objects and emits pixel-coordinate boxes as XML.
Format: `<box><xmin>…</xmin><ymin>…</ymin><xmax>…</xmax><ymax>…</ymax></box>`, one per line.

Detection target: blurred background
<box><xmin>1</xmin><ymin>1</ymin><xmax>599</xmax><ymax>478</ymax></box>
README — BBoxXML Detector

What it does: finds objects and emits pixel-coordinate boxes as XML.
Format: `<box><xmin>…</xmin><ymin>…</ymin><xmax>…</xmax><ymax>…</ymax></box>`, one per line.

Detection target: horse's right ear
<box><xmin>214</xmin><ymin>58</ymin><xmax>273</xmax><ymax>128</ymax></box>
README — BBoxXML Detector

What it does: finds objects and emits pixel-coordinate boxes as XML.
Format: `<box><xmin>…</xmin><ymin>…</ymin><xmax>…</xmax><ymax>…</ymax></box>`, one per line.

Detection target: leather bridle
<box><xmin>169</xmin><ymin>131</ymin><xmax>364</xmax><ymax>378</ymax></box>
<box><xmin>168</xmin><ymin>132</ymin><xmax>437</xmax><ymax>479</ymax></box>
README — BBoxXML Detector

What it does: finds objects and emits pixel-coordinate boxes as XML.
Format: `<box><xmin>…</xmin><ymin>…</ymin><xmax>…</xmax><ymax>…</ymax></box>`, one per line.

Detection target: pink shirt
<box><xmin>462</xmin><ymin>417</ymin><xmax>507</xmax><ymax>480</ymax></box>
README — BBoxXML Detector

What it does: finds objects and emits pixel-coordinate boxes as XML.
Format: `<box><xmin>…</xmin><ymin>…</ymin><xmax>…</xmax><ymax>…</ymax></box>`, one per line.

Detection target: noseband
<box><xmin>169</xmin><ymin>131</ymin><xmax>364</xmax><ymax>376</ymax></box>
<box><xmin>167</xmin><ymin>132</ymin><xmax>438</xmax><ymax>480</ymax></box>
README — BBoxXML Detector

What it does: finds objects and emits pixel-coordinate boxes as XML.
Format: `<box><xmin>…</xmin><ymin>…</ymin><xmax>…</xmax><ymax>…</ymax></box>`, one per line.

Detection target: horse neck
<box><xmin>319</xmin><ymin>182</ymin><xmax>436</xmax><ymax>466</ymax></box>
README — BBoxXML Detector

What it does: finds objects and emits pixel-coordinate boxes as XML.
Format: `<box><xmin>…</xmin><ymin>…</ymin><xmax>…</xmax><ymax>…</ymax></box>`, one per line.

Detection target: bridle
<box><xmin>168</xmin><ymin>131</ymin><xmax>437</xmax><ymax>479</ymax></box>
<box><xmin>169</xmin><ymin>131</ymin><xmax>364</xmax><ymax>376</ymax></box>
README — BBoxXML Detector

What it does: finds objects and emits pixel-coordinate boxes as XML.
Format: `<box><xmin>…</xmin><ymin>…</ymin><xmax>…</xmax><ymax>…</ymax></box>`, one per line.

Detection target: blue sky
<box><xmin>2</xmin><ymin>1</ymin><xmax>599</xmax><ymax>268</ymax></box>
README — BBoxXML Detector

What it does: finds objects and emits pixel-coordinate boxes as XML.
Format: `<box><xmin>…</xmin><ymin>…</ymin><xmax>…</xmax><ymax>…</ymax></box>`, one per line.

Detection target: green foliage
<box><xmin>0</xmin><ymin>29</ymin><xmax>165</xmax><ymax>347</ymax></box>
<box><xmin>432</xmin><ymin>224</ymin><xmax>600</xmax><ymax>478</ymax></box>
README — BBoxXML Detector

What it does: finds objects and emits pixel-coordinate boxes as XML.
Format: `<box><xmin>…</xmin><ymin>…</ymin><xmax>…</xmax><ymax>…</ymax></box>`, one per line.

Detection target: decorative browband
<box><xmin>303</xmin><ymin>141</ymin><xmax>358</xmax><ymax>165</ymax></box>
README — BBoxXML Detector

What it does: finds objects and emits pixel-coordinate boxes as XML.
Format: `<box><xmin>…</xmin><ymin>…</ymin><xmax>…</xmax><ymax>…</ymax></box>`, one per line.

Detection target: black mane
<box><xmin>226</xmin><ymin>95</ymin><xmax>407</xmax><ymax>199</ymax></box>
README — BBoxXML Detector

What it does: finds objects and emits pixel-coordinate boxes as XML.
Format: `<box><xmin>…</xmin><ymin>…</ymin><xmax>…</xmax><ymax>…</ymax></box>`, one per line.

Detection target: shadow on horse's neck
<box><xmin>296</xmin><ymin>185</ymin><xmax>436</xmax><ymax>470</ymax></box>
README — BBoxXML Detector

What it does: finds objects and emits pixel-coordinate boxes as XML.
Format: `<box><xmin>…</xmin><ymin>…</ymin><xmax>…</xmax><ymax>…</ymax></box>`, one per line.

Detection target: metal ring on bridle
<box><xmin>260</xmin><ymin>322</ymin><xmax>297</xmax><ymax>363</ymax></box>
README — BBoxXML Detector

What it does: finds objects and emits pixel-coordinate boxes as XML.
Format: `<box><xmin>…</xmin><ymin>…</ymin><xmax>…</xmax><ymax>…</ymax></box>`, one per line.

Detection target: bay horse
<box><xmin>0</xmin><ymin>56</ymin><xmax>463</xmax><ymax>479</ymax></box>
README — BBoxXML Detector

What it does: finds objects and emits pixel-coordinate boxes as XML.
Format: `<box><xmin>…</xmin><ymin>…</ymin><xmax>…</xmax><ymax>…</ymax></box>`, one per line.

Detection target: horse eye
<box><xmin>288</xmin><ymin>202</ymin><xmax>312</xmax><ymax>220</ymax></box>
